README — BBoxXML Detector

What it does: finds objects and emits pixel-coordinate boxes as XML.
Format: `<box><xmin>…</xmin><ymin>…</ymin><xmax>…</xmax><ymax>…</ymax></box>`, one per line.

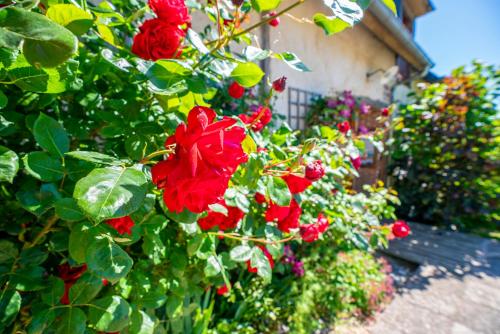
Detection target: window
<box><xmin>287</xmin><ymin>87</ymin><xmax>321</xmax><ymax>130</ymax></box>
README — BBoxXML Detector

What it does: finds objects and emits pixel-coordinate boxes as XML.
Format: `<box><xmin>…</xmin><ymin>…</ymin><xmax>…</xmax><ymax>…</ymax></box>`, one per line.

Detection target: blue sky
<box><xmin>414</xmin><ymin>0</ymin><xmax>500</xmax><ymax>76</ymax></box>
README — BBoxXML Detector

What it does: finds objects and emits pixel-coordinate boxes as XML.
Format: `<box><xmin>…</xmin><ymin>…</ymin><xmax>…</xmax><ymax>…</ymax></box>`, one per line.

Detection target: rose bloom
<box><xmin>216</xmin><ymin>284</ymin><xmax>230</xmax><ymax>295</ymax></box>
<box><xmin>282</xmin><ymin>173</ymin><xmax>312</xmax><ymax>194</ymax></box>
<box><xmin>299</xmin><ymin>213</ymin><xmax>329</xmax><ymax>242</ymax></box>
<box><xmin>148</xmin><ymin>0</ymin><xmax>190</xmax><ymax>25</ymax></box>
<box><xmin>337</xmin><ymin>121</ymin><xmax>350</xmax><ymax>134</ymax></box>
<box><xmin>392</xmin><ymin>220</ymin><xmax>410</xmax><ymax>238</ymax></box>
<box><xmin>381</xmin><ymin>107</ymin><xmax>390</xmax><ymax>117</ymax></box>
<box><xmin>247</xmin><ymin>245</ymin><xmax>275</xmax><ymax>273</ymax></box>
<box><xmin>197</xmin><ymin>200</ymin><xmax>244</xmax><ymax>231</ymax></box>
<box><xmin>239</xmin><ymin>106</ymin><xmax>272</xmax><ymax>132</ymax></box>
<box><xmin>228</xmin><ymin>82</ymin><xmax>245</xmax><ymax>99</ymax></box>
<box><xmin>132</xmin><ymin>19</ymin><xmax>185</xmax><ymax>61</ymax></box>
<box><xmin>152</xmin><ymin>106</ymin><xmax>247</xmax><ymax>213</ymax></box>
<box><xmin>59</xmin><ymin>263</ymin><xmax>87</xmax><ymax>305</ymax></box>
<box><xmin>351</xmin><ymin>156</ymin><xmax>362</xmax><ymax>170</ymax></box>
<box><xmin>305</xmin><ymin>160</ymin><xmax>325</xmax><ymax>181</ymax></box>
<box><xmin>254</xmin><ymin>192</ymin><xmax>267</xmax><ymax>204</ymax></box>
<box><xmin>268</xmin><ymin>11</ymin><xmax>280</xmax><ymax>27</ymax></box>
<box><xmin>265</xmin><ymin>199</ymin><xmax>302</xmax><ymax>233</ymax></box>
<box><xmin>105</xmin><ymin>216</ymin><xmax>134</xmax><ymax>235</ymax></box>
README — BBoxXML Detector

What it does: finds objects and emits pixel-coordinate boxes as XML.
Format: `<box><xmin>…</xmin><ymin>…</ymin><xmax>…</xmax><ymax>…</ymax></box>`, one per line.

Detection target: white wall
<box><xmin>266</xmin><ymin>1</ymin><xmax>396</xmax><ymax>121</ymax></box>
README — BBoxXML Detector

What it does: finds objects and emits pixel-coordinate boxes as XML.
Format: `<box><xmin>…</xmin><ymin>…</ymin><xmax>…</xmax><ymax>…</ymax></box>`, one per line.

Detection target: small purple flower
<box><xmin>292</xmin><ymin>261</ymin><xmax>305</xmax><ymax>277</ymax></box>
<box><xmin>359</xmin><ymin>125</ymin><xmax>369</xmax><ymax>134</ymax></box>
<box><xmin>340</xmin><ymin>109</ymin><xmax>351</xmax><ymax>118</ymax></box>
<box><xmin>360</xmin><ymin>101</ymin><xmax>371</xmax><ymax>114</ymax></box>
<box><xmin>326</xmin><ymin>99</ymin><xmax>338</xmax><ymax>109</ymax></box>
<box><xmin>248</xmin><ymin>104</ymin><xmax>260</xmax><ymax>112</ymax></box>
<box><xmin>343</xmin><ymin>91</ymin><xmax>356</xmax><ymax>108</ymax></box>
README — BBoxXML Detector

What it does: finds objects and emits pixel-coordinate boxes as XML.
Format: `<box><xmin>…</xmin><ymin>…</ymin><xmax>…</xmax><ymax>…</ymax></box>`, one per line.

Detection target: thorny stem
<box><xmin>24</xmin><ymin>215</ymin><xmax>59</xmax><ymax>249</ymax></box>
<box><xmin>208</xmin><ymin>232</ymin><xmax>296</xmax><ymax>245</ymax></box>
<box><xmin>140</xmin><ymin>146</ymin><xmax>175</xmax><ymax>164</ymax></box>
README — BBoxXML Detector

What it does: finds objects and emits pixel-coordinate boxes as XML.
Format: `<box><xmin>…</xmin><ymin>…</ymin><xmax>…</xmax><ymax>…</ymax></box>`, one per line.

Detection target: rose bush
<box><xmin>0</xmin><ymin>0</ymin><xmax>401</xmax><ymax>332</ymax></box>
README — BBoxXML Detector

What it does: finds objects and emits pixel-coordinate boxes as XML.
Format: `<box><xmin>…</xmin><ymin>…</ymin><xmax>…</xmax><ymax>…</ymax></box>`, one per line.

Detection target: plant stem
<box><xmin>140</xmin><ymin>147</ymin><xmax>175</xmax><ymax>164</ymax></box>
<box><xmin>24</xmin><ymin>215</ymin><xmax>59</xmax><ymax>249</ymax></box>
<box><xmin>208</xmin><ymin>232</ymin><xmax>295</xmax><ymax>244</ymax></box>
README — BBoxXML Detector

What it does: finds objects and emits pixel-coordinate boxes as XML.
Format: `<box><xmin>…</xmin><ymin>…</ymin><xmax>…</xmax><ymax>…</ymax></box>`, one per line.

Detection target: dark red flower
<box><xmin>228</xmin><ymin>82</ymin><xmax>245</xmax><ymax>99</ymax></box>
<box><xmin>305</xmin><ymin>160</ymin><xmax>325</xmax><ymax>181</ymax></box>
<box><xmin>316</xmin><ymin>213</ymin><xmax>329</xmax><ymax>233</ymax></box>
<box><xmin>152</xmin><ymin>106</ymin><xmax>248</xmax><ymax>213</ymax></box>
<box><xmin>254</xmin><ymin>192</ymin><xmax>267</xmax><ymax>204</ymax></box>
<box><xmin>268</xmin><ymin>11</ymin><xmax>280</xmax><ymax>27</ymax></box>
<box><xmin>216</xmin><ymin>284</ymin><xmax>230</xmax><ymax>295</ymax></box>
<box><xmin>337</xmin><ymin>121</ymin><xmax>350</xmax><ymax>134</ymax></box>
<box><xmin>247</xmin><ymin>245</ymin><xmax>275</xmax><ymax>273</ymax></box>
<box><xmin>392</xmin><ymin>220</ymin><xmax>410</xmax><ymax>238</ymax></box>
<box><xmin>282</xmin><ymin>173</ymin><xmax>312</xmax><ymax>194</ymax></box>
<box><xmin>58</xmin><ymin>263</ymin><xmax>87</xmax><ymax>305</ymax></box>
<box><xmin>197</xmin><ymin>200</ymin><xmax>245</xmax><ymax>231</ymax></box>
<box><xmin>381</xmin><ymin>107</ymin><xmax>390</xmax><ymax>117</ymax></box>
<box><xmin>266</xmin><ymin>199</ymin><xmax>302</xmax><ymax>233</ymax></box>
<box><xmin>239</xmin><ymin>106</ymin><xmax>272</xmax><ymax>132</ymax></box>
<box><xmin>231</xmin><ymin>0</ymin><xmax>244</xmax><ymax>6</ymax></box>
<box><xmin>300</xmin><ymin>213</ymin><xmax>329</xmax><ymax>242</ymax></box>
<box><xmin>351</xmin><ymin>156</ymin><xmax>362</xmax><ymax>170</ymax></box>
<box><xmin>132</xmin><ymin>19</ymin><xmax>185</xmax><ymax>61</ymax></box>
<box><xmin>105</xmin><ymin>216</ymin><xmax>134</xmax><ymax>235</ymax></box>
<box><xmin>148</xmin><ymin>0</ymin><xmax>190</xmax><ymax>25</ymax></box>
<box><xmin>272</xmin><ymin>76</ymin><xmax>287</xmax><ymax>92</ymax></box>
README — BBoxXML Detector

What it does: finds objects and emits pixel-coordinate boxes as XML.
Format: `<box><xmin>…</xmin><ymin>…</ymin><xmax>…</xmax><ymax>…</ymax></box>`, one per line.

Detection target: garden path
<box><xmin>365</xmin><ymin>222</ymin><xmax>500</xmax><ymax>334</ymax></box>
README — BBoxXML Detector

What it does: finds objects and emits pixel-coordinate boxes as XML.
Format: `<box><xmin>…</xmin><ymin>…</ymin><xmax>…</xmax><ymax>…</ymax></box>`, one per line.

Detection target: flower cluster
<box><xmin>152</xmin><ymin>106</ymin><xmax>247</xmax><ymax>213</ymax></box>
<box><xmin>299</xmin><ymin>213</ymin><xmax>329</xmax><ymax>242</ymax></box>
<box><xmin>132</xmin><ymin>0</ymin><xmax>190</xmax><ymax>60</ymax></box>
<box><xmin>198</xmin><ymin>200</ymin><xmax>245</xmax><ymax>231</ymax></box>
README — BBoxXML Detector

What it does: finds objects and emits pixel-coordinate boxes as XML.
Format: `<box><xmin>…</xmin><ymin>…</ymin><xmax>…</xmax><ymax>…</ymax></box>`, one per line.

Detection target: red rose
<box><xmin>268</xmin><ymin>12</ymin><xmax>280</xmax><ymax>27</ymax></box>
<box><xmin>272</xmin><ymin>76</ymin><xmax>287</xmax><ymax>92</ymax></box>
<box><xmin>247</xmin><ymin>245</ymin><xmax>275</xmax><ymax>273</ymax></box>
<box><xmin>240</xmin><ymin>106</ymin><xmax>272</xmax><ymax>132</ymax></box>
<box><xmin>58</xmin><ymin>263</ymin><xmax>87</xmax><ymax>305</ymax></box>
<box><xmin>216</xmin><ymin>284</ymin><xmax>230</xmax><ymax>295</ymax></box>
<box><xmin>148</xmin><ymin>0</ymin><xmax>190</xmax><ymax>25</ymax></box>
<box><xmin>300</xmin><ymin>224</ymin><xmax>319</xmax><ymax>242</ymax></box>
<box><xmin>392</xmin><ymin>220</ymin><xmax>410</xmax><ymax>238</ymax></box>
<box><xmin>337</xmin><ymin>121</ymin><xmax>350</xmax><ymax>134</ymax></box>
<box><xmin>197</xmin><ymin>200</ymin><xmax>245</xmax><ymax>231</ymax></box>
<box><xmin>228</xmin><ymin>82</ymin><xmax>245</xmax><ymax>99</ymax></box>
<box><xmin>305</xmin><ymin>160</ymin><xmax>325</xmax><ymax>181</ymax></box>
<box><xmin>105</xmin><ymin>216</ymin><xmax>135</xmax><ymax>235</ymax></box>
<box><xmin>254</xmin><ymin>192</ymin><xmax>267</xmax><ymax>204</ymax></box>
<box><xmin>132</xmin><ymin>19</ymin><xmax>185</xmax><ymax>61</ymax></box>
<box><xmin>282</xmin><ymin>173</ymin><xmax>312</xmax><ymax>194</ymax></box>
<box><xmin>316</xmin><ymin>213</ymin><xmax>329</xmax><ymax>233</ymax></box>
<box><xmin>381</xmin><ymin>107</ymin><xmax>390</xmax><ymax>117</ymax></box>
<box><xmin>265</xmin><ymin>199</ymin><xmax>301</xmax><ymax>233</ymax></box>
<box><xmin>351</xmin><ymin>156</ymin><xmax>362</xmax><ymax>170</ymax></box>
<box><xmin>152</xmin><ymin>106</ymin><xmax>248</xmax><ymax>213</ymax></box>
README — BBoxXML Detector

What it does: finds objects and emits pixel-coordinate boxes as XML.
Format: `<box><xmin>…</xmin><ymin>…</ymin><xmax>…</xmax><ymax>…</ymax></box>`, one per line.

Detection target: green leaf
<box><xmin>23</xmin><ymin>151</ymin><xmax>64</xmax><ymax>182</ymax></box>
<box><xmin>0</xmin><ymin>240</ymin><xmax>18</xmax><ymax>264</ymax></box>
<box><xmin>86</xmin><ymin>238</ymin><xmax>133</xmax><ymax>282</ymax></box>
<box><xmin>46</xmin><ymin>4</ymin><xmax>94</xmax><ymax>36</ymax></box>
<box><xmin>322</xmin><ymin>0</ymin><xmax>364</xmax><ymax>26</ymax></box>
<box><xmin>250</xmin><ymin>247</ymin><xmax>272</xmax><ymax>282</ymax></box>
<box><xmin>69</xmin><ymin>273</ymin><xmax>103</xmax><ymax>304</ymax></box>
<box><xmin>16</xmin><ymin>183</ymin><xmax>61</xmax><ymax>216</ymax></box>
<box><xmin>0</xmin><ymin>7</ymin><xmax>77</xmax><ymax>67</ymax></box>
<box><xmin>204</xmin><ymin>254</ymin><xmax>223</xmax><ymax>277</ymax></box>
<box><xmin>243</xmin><ymin>46</ymin><xmax>271</xmax><ymax>62</ymax></box>
<box><xmin>0</xmin><ymin>90</ymin><xmax>7</xmax><ymax>109</ymax></box>
<box><xmin>0</xmin><ymin>290</ymin><xmax>21</xmax><ymax>329</ymax></box>
<box><xmin>0</xmin><ymin>145</ymin><xmax>19</xmax><ymax>183</ymax></box>
<box><xmin>267</xmin><ymin>176</ymin><xmax>291</xmax><ymax>206</ymax></box>
<box><xmin>41</xmin><ymin>276</ymin><xmax>64</xmax><ymax>306</ymax></box>
<box><xmin>88</xmin><ymin>296</ymin><xmax>130</xmax><ymax>332</ymax></box>
<box><xmin>11</xmin><ymin>266</ymin><xmax>45</xmax><ymax>291</ymax></box>
<box><xmin>230</xmin><ymin>62</ymin><xmax>265</xmax><ymax>88</ymax></box>
<box><xmin>73</xmin><ymin>166</ymin><xmax>147</xmax><ymax>222</ymax></box>
<box><xmin>274</xmin><ymin>52</ymin><xmax>310</xmax><ymax>72</ymax></box>
<box><xmin>146</xmin><ymin>60</ymin><xmax>192</xmax><ymax>90</ymax></box>
<box><xmin>130</xmin><ymin>309</ymin><xmax>155</xmax><ymax>334</ymax></box>
<box><xmin>33</xmin><ymin>113</ymin><xmax>69</xmax><ymax>158</ymax></box>
<box><xmin>381</xmin><ymin>0</ymin><xmax>397</xmax><ymax>14</ymax></box>
<box><xmin>313</xmin><ymin>14</ymin><xmax>351</xmax><ymax>36</ymax></box>
<box><xmin>55</xmin><ymin>198</ymin><xmax>86</xmax><ymax>222</ymax></box>
<box><xmin>54</xmin><ymin>307</ymin><xmax>86</xmax><ymax>334</ymax></box>
<box><xmin>68</xmin><ymin>221</ymin><xmax>94</xmax><ymax>263</ymax></box>
<box><xmin>65</xmin><ymin>151</ymin><xmax>123</xmax><ymax>166</ymax></box>
<box><xmin>125</xmin><ymin>135</ymin><xmax>148</xmax><ymax>160</ymax></box>
<box><xmin>229</xmin><ymin>245</ymin><xmax>252</xmax><ymax>262</ymax></box>
<box><xmin>251</xmin><ymin>0</ymin><xmax>281</xmax><ymax>12</ymax></box>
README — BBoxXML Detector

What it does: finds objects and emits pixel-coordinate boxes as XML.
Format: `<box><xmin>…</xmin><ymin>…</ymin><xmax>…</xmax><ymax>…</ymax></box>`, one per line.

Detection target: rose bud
<box><xmin>216</xmin><ymin>284</ymin><xmax>230</xmax><ymax>295</ymax></box>
<box><xmin>254</xmin><ymin>193</ymin><xmax>267</xmax><ymax>204</ymax></box>
<box><xmin>231</xmin><ymin>0</ymin><xmax>244</xmax><ymax>6</ymax></box>
<box><xmin>392</xmin><ymin>220</ymin><xmax>410</xmax><ymax>238</ymax></box>
<box><xmin>381</xmin><ymin>107</ymin><xmax>390</xmax><ymax>117</ymax></box>
<box><xmin>272</xmin><ymin>76</ymin><xmax>287</xmax><ymax>92</ymax></box>
<box><xmin>351</xmin><ymin>156</ymin><xmax>361</xmax><ymax>170</ymax></box>
<box><xmin>268</xmin><ymin>11</ymin><xmax>280</xmax><ymax>27</ymax></box>
<box><xmin>228</xmin><ymin>82</ymin><xmax>245</xmax><ymax>99</ymax></box>
<box><xmin>305</xmin><ymin>160</ymin><xmax>325</xmax><ymax>181</ymax></box>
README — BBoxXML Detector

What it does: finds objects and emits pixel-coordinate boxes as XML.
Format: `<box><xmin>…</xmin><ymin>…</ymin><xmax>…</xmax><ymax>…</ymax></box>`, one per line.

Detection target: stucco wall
<box><xmin>265</xmin><ymin>1</ymin><xmax>397</xmax><ymax>121</ymax></box>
